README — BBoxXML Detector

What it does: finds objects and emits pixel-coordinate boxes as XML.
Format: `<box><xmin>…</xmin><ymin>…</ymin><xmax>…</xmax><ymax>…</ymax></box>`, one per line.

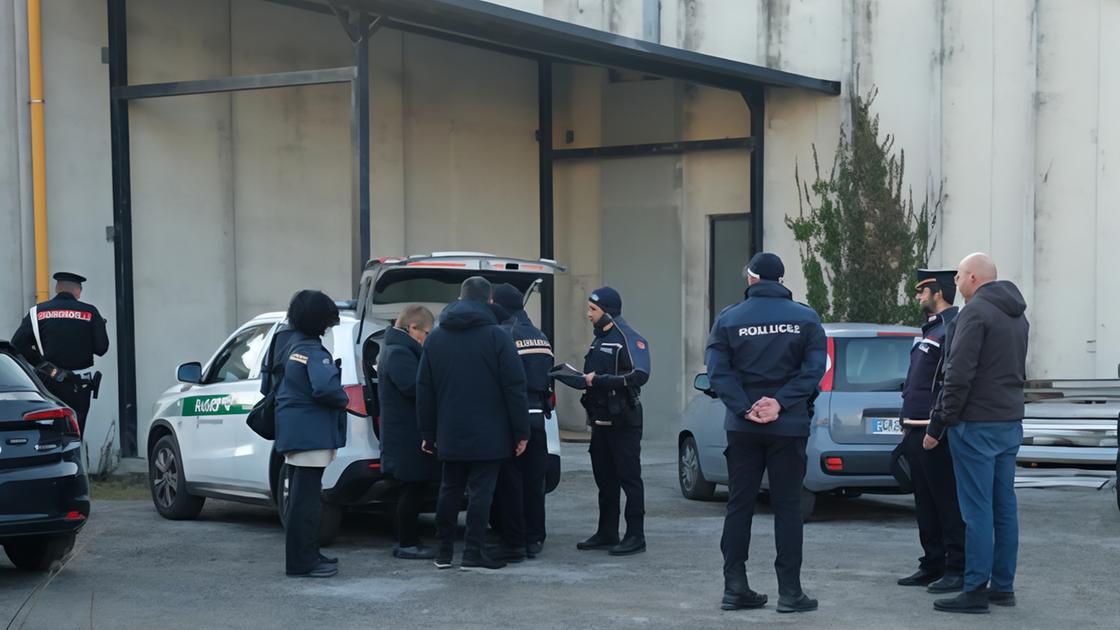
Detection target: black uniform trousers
<box><xmin>721</xmin><ymin>431</ymin><xmax>807</xmax><ymax>599</ymax></box>
<box><xmin>284</xmin><ymin>464</ymin><xmax>325</xmax><ymax>575</ymax></box>
<box><xmin>395</xmin><ymin>481</ymin><xmax>428</xmax><ymax>548</ymax></box>
<box><xmin>48</xmin><ymin>379</ymin><xmax>92</xmax><ymax>438</ymax></box>
<box><xmin>435</xmin><ymin>460</ymin><xmax>502</xmax><ymax>555</ymax></box>
<box><xmin>495</xmin><ymin>421</ymin><xmax>549</xmax><ymax>548</ymax></box>
<box><xmin>901</xmin><ymin>427</ymin><xmax>966</xmax><ymax>575</ymax></box>
<box><xmin>589</xmin><ymin>405</ymin><xmax>644</xmax><ymax>538</ymax></box>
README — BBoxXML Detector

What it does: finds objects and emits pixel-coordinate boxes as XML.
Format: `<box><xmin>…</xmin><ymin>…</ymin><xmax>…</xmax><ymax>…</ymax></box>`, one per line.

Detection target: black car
<box><xmin>0</xmin><ymin>340</ymin><xmax>89</xmax><ymax>571</ymax></box>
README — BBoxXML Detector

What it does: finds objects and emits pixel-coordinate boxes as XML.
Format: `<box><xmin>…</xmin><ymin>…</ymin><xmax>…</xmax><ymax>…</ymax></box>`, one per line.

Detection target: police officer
<box><xmin>574</xmin><ymin>287</ymin><xmax>650</xmax><ymax>557</ymax></box>
<box><xmin>705</xmin><ymin>252</ymin><xmax>826</xmax><ymax>614</ymax></box>
<box><xmin>488</xmin><ymin>283</ymin><xmax>554</xmax><ymax>560</ymax></box>
<box><xmin>11</xmin><ymin>272</ymin><xmax>109</xmax><ymax>437</ymax></box>
<box><xmin>897</xmin><ymin>269</ymin><xmax>966</xmax><ymax>593</ymax></box>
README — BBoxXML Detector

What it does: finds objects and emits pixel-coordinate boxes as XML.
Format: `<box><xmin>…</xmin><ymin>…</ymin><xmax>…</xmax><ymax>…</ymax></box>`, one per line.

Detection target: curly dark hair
<box><xmin>287</xmin><ymin>290</ymin><xmax>340</xmax><ymax>337</ymax></box>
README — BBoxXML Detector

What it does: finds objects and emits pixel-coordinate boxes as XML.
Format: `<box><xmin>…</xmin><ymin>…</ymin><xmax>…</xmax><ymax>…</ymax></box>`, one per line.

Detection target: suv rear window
<box><xmin>0</xmin><ymin>353</ymin><xmax>37</xmax><ymax>392</ymax></box>
<box><xmin>833</xmin><ymin>336</ymin><xmax>914</xmax><ymax>392</ymax></box>
<box><xmin>373</xmin><ymin>277</ymin><xmax>463</xmax><ymax>305</ymax></box>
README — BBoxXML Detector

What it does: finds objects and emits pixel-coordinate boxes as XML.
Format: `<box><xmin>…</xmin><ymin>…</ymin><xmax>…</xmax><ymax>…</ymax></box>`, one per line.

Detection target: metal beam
<box><xmin>537</xmin><ymin>61</ymin><xmax>555</xmax><ymax>343</ymax></box>
<box><xmin>112</xmin><ymin>67</ymin><xmax>357</xmax><ymax>101</ymax></box>
<box><xmin>107</xmin><ymin>0</ymin><xmax>137</xmax><ymax>458</ymax></box>
<box><xmin>553</xmin><ymin>137</ymin><xmax>752</xmax><ymax>161</ymax></box>
<box><xmin>743</xmin><ymin>88</ymin><xmax>765</xmax><ymax>256</ymax></box>
<box><xmin>350</xmin><ymin>14</ymin><xmax>372</xmax><ymax>290</ymax></box>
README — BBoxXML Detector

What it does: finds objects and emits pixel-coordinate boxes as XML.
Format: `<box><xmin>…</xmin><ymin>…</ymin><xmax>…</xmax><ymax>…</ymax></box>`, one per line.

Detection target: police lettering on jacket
<box><xmin>501</xmin><ymin>310</ymin><xmax>554</xmax><ymax>411</ymax></box>
<box><xmin>705</xmin><ymin>281</ymin><xmax>826</xmax><ymax>437</ymax></box>
<box><xmin>11</xmin><ymin>292</ymin><xmax>110</xmax><ymax>371</ymax></box>
<box><xmin>900</xmin><ymin>306</ymin><xmax>958</xmax><ymax>420</ymax></box>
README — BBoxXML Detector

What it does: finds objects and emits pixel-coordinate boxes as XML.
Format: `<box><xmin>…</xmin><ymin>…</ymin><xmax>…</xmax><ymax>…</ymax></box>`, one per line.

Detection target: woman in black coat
<box><xmin>274</xmin><ymin>290</ymin><xmax>347</xmax><ymax>578</ymax></box>
<box><xmin>378</xmin><ymin>305</ymin><xmax>440</xmax><ymax>559</ymax></box>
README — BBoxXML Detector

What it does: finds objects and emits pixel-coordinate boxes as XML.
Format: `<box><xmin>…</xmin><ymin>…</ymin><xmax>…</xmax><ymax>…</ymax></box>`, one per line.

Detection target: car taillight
<box><xmin>819</xmin><ymin>337</ymin><xmax>835</xmax><ymax>392</ymax></box>
<box><xmin>65</xmin><ymin>511</ymin><xmax>85</xmax><ymax>521</ymax></box>
<box><xmin>550</xmin><ymin>392</ymin><xmax>557</xmax><ymax>410</ymax></box>
<box><xmin>24</xmin><ymin>407</ymin><xmax>80</xmax><ymax>436</ymax></box>
<box><xmin>825</xmin><ymin>456</ymin><xmax>844</xmax><ymax>472</ymax></box>
<box><xmin>344</xmin><ymin>385</ymin><xmax>367</xmax><ymax>416</ymax></box>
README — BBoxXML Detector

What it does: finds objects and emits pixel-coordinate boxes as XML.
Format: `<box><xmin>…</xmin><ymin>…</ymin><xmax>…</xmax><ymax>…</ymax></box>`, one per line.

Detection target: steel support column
<box><xmin>743</xmin><ymin>88</ymin><xmax>765</xmax><ymax>255</ymax></box>
<box><xmin>537</xmin><ymin>60</ymin><xmax>555</xmax><ymax>343</ymax></box>
<box><xmin>107</xmin><ymin>0</ymin><xmax>137</xmax><ymax>457</ymax></box>
<box><xmin>349</xmin><ymin>13</ymin><xmax>373</xmax><ymax>290</ymax></box>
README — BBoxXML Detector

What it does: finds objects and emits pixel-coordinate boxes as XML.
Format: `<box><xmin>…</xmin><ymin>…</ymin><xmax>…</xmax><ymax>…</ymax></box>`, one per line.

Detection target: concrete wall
<box><xmin>2</xmin><ymin>0</ymin><xmax>1119</xmax><ymax>468</ymax></box>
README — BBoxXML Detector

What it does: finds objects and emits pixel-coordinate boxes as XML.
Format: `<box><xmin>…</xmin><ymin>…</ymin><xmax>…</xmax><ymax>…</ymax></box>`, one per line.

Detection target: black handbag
<box><xmin>246</xmin><ymin>333</ymin><xmax>284</xmax><ymax>440</ymax></box>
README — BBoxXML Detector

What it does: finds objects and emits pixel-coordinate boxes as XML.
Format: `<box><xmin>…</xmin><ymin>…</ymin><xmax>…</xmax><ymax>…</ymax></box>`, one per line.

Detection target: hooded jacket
<box><xmin>927</xmin><ymin>280</ymin><xmax>1029</xmax><ymax>439</ymax></box>
<box><xmin>416</xmin><ymin>300</ymin><xmax>530</xmax><ymax>461</ymax></box>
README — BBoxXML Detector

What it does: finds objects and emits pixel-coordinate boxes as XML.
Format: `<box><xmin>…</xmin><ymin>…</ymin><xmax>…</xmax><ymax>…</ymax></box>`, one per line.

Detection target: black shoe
<box><xmin>898</xmin><ymin>567</ymin><xmax>943</xmax><ymax>586</ymax></box>
<box><xmin>526</xmin><ymin>541</ymin><xmax>543</xmax><ymax>558</ymax></box>
<box><xmin>576</xmin><ymin>533</ymin><xmax>619</xmax><ymax>550</ymax></box>
<box><xmin>927</xmin><ymin>574</ymin><xmax>964</xmax><ymax>593</ymax></box>
<box><xmin>318</xmin><ymin>553</ymin><xmax>338</xmax><ymax>565</ymax></box>
<box><xmin>460</xmin><ymin>550</ymin><xmax>506</xmax><ymax>571</ymax></box>
<box><xmin>721</xmin><ymin>577</ymin><xmax>768</xmax><ymax>611</ymax></box>
<box><xmin>608</xmin><ymin>535</ymin><xmax>646</xmax><ymax>556</ymax></box>
<box><xmin>989</xmin><ymin>591</ymin><xmax>1016</xmax><ymax>607</ymax></box>
<box><xmin>394</xmin><ymin>545</ymin><xmax>436</xmax><ymax>560</ymax></box>
<box><xmin>434</xmin><ymin>547</ymin><xmax>454</xmax><ymax>570</ymax></box>
<box><xmin>776</xmin><ymin>593</ymin><xmax>818</xmax><ymax>613</ymax></box>
<box><xmin>934</xmin><ymin>589</ymin><xmax>990</xmax><ymax>614</ymax></box>
<box><xmin>287</xmin><ymin>562</ymin><xmax>338</xmax><ymax>578</ymax></box>
<box><xmin>486</xmin><ymin>544</ymin><xmax>526</xmax><ymax>563</ymax></box>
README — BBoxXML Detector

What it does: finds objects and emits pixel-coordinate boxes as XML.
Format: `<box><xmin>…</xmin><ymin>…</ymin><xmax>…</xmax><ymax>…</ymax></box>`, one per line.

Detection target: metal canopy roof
<box><xmin>331</xmin><ymin>0</ymin><xmax>841</xmax><ymax>95</ymax></box>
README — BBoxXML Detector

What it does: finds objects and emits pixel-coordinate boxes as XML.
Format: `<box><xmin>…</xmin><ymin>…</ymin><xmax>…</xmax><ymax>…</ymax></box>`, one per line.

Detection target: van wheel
<box><xmin>276</xmin><ymin>463</ymin><xmax>344</xmax><ymax>546</ymax></box>
<box><xmin>3</xmin><ymin>534</ymin><xmax>75</xmax><ymax>572</ymax></box>
<box><xmin>679</xmin><ymin>436</ymin><xmax>716</xmax><ymax>500</ymax></box>
<box><xmin>149</xmin><ymin>435</ymin><xmax>205</xmax><ymax>520</ymax></box>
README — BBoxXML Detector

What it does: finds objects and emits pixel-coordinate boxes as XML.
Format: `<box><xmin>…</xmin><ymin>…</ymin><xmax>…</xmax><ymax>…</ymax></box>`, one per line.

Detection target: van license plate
<box><xmin>871</xmin><ymin>418</ymin><xmax>902</xmax><ymax>435</ymax></box>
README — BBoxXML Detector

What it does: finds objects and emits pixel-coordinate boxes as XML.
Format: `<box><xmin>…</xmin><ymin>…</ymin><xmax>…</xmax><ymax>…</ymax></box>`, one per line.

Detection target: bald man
<box><xmin>926</xmin><ymin>253</ymin><xmax>1029</xmax><ymax>614</ymax></box>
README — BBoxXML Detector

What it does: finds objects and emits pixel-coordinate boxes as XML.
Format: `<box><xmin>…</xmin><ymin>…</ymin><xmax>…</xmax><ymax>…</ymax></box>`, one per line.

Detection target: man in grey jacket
<box><xmin>925</xmin><ymin>253</ymin><xmax>1029</xmax><ymax>614</ymax></box>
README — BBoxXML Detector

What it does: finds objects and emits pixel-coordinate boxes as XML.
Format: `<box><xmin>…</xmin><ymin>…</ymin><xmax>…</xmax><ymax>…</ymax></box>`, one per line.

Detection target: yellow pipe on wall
<box><xmin>28</xmin><ymin>0</ymin><xmax>48</xmax><ymax>303</ymax></box>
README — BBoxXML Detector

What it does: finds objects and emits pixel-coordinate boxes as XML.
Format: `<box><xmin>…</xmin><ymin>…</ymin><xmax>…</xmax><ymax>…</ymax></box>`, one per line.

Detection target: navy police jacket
<box><xmin>581</xmin><ymin>315</ymin><xmax>651</xmax><ymax>424</ymax></box>
<box><xmin>501</xmin><ymin>309</ymin><xmax>554</xmax><ymax>424</ymax></box>
<box><xmin>900</xmin><ymin>306</ymin><xmax>958</xmax><ymax>420</ymax></box>
<box><xmin>705</xmin><ymin>281</ymin><xmax>827</xmax><ymax>437</ymax></box>
<box><xmin>273</xmin><ymin>331</ymin><xmax>349</xmax><ymax>455</ymax></box>
<box><xmin>12</xmin><ymin>292</ymin><xmax>109</xmax><ymax>371</ymax></box>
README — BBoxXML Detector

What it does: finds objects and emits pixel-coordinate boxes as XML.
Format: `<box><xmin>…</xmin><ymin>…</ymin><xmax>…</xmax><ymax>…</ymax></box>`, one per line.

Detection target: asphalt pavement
<box><xmin>2</xmin><ymin>443</ymin><xmax>1118</xmax><ymax>629</ymax></box>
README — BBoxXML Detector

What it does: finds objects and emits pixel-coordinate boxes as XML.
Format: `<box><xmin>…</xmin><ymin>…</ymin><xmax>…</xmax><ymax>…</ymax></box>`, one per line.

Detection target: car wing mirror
<box><xmin>694</xmin><ymin>373</ymin><xmax>717</xmax><ymax>399</ymax></box>
<box><xmin>177</xmin><ymin>362</ymin><xmax>203</xmax><ymax>384</ymax></box>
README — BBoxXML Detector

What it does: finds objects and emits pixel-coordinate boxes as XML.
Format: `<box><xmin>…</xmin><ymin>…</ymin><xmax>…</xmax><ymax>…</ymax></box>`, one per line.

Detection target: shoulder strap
<box><xmin>29</xmin><ymin>306</ymin><xmax>45</xmax><ymax>355</ymax></box>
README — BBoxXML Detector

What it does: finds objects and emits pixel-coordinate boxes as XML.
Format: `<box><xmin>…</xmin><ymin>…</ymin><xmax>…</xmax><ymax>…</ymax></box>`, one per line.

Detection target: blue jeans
<box><xmin>949</xmin><ymin>421</ymin><xmax>1023</xmax><ymax>592</ymax></box>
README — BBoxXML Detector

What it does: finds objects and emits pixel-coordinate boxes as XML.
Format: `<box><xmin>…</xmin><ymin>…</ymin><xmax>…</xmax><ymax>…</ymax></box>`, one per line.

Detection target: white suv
<box><xmin>145</xmin><ymin>253</ymin><xmax>565</xmax><ymax>544</ymax></box>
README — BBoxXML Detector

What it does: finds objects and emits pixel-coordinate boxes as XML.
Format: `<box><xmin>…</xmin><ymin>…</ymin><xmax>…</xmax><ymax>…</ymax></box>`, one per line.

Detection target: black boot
<box><xmin>486</xmin><ymin>543</ymin><xmax>527</xmax><ymax>563</ymax></box>
<box><xmin>776</xmin><ymin>592</ymin><xmax>818</xmax><ymax>613</ymax></box>
<box><xmin>576</xmin><ymin>532</ymin><xmax>619</xmax><ymax>550</ymax></box>
<box><xmin>608</xmin><ymin>534</ymin><xmax>646</xmax><ymax>556</ymax></box>
<box><xmin>897</xmin><ymin>567</ymin><xmax>943</xmax><ymax>586</ymax></box>
<box><xmin>988</xmin><ymin>591</ymin><xmax>1016</xmax><ymax>607</ymax></box>
<box><xmin>933</xmin><ymin>588</ymin><xmax>990</xmax><ymax>614</ymax></box>
<box><xmin>721</xmin><ymin>571</ymin><xmax>767</xmax><ymax>610</ymax></box>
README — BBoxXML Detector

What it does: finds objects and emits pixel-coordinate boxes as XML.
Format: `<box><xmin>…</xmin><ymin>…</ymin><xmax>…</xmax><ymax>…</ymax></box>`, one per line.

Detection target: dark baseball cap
<box><xmin>743</xmin><ymin>252</ymin><xmax>784</xmax><ymax>281</ymax></box>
